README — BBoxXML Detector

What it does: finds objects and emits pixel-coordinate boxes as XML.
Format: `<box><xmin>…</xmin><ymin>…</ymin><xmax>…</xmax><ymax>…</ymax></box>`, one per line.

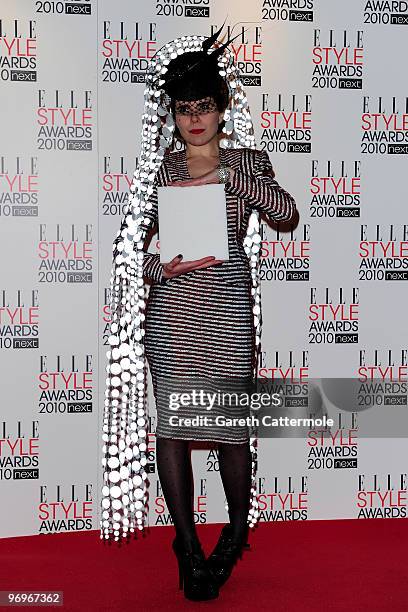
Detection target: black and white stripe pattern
<box><xmin>144</xmin><ymin>280</ymin><xmax>255</xmax><ymax>443</ymax></box>
<box><xmin>141</xmin><ymin>147</ymin><xmax>297</xmax><ymax>443</ymax></box>
<box><xmin>141</xmin><ymin>147</ymin><xmax>296</xmax><ymax>285</ymax></box>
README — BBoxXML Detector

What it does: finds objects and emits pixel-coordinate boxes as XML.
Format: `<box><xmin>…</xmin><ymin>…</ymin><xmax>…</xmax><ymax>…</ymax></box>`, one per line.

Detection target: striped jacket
<box><xmin>141</xmin><ymin>147</ymin><xmax>297</xmax><ymax>285</ymax></box>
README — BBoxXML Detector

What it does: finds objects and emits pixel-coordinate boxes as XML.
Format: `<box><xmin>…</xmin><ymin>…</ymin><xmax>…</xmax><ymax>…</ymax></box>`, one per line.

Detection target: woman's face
<box><xmin>174</xmin><ymin>96</ymin><xmax>223</xmax><ymax>146</ymax></box>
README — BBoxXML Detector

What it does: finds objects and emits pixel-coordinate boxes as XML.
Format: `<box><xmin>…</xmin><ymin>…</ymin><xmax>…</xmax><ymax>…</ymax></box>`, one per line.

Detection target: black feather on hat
<box><xmin>162</xmin><ymin>21</ymin><xmax>242</xmax><ymax>108</ymax></box>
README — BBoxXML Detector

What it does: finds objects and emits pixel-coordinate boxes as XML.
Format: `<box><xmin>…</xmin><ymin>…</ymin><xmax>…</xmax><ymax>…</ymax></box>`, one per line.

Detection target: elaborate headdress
<box><xmin>100</xmin><ymin>24</ymin><xmax>263</xmax><ymax>541</ymax></box>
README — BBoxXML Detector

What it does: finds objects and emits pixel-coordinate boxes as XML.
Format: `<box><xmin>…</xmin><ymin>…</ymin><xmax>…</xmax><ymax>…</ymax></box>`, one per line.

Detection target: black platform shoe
<box><xmin>172</xmin><ymin>536</ymin><xmax>219</xmax><ymax>601</ymax></box>
<box><xmin>207</xmin><ymin>524</ymin><xmax>250</xmax><ymax>588</ymax></box>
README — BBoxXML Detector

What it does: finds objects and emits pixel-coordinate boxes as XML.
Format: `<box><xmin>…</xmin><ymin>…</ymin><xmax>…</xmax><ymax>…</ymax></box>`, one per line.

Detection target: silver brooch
<box><xmin>218</xmin><ymin>165</ymin><xmax>231</xmax><ymax>184</ymax></box>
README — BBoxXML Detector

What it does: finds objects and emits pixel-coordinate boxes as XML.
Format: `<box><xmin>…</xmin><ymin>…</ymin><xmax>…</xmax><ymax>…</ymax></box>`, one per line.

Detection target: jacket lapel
<box><xmin>163</xmin><ymin>146</ymin><xmax>248</xmax><ymax>183</ymax></box>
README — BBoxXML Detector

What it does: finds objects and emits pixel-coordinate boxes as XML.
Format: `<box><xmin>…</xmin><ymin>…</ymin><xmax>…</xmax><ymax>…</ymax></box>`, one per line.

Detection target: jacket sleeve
<box><xmin>224</xmin><ymin>149</ymin><xmax>297</xmax><ymax>223</ymax></box>
<box><xmin>138</xmin><ymin>162</ymin><xmax>167</xmax><ymax>284</ymax></box>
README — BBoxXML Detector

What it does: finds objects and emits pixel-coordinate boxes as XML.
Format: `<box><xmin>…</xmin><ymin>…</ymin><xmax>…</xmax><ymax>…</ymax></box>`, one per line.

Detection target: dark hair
<box><xmin>162</xmin><ymin>51</ymin><xmax>230</xmax><ymax>141</ymax></box>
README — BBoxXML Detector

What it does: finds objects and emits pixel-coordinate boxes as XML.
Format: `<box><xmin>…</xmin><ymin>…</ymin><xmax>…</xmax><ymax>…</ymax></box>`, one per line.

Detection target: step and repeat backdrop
<box><xmin>1</xmin><ymin>0</ymin><xmax>408</xmax><ymax>538</ymax></box>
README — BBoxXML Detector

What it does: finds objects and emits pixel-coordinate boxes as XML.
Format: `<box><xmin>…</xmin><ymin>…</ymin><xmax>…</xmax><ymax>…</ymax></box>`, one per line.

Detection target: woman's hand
<box><xmin>162</xmin><ymin>254</ymin><xmax>224</xmax><ymax>279</ymax></box>
<box><xmin>167</xmin><ymin>167</ymin><xmax>235</xmax><ymax>187</ymax></box>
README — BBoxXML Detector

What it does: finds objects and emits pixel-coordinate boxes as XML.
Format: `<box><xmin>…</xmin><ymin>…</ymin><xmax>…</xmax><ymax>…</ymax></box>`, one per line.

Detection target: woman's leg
<box><xmin>217</xmin><ymin>441</ymin><xmax>252</xmax><ymax>543</ymax></box>
<box><xmin>156</xmin><ymin>437</ymin><xmax>197</xmax><ymax>549</ymax></box>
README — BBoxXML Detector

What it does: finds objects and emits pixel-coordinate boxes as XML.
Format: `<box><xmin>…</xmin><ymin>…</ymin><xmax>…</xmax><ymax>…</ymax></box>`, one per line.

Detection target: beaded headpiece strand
<box><xmin>100</xmin><ymin>25</ymin><xmax>263</xmax><ymax>541</ymax></box>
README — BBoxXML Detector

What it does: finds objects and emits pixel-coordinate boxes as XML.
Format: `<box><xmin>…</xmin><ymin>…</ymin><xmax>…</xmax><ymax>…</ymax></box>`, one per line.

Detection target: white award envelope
<box><xmin>157</xmin><ymin>183</ymin><xmax>229</xmax><ymax>263</ymax></box>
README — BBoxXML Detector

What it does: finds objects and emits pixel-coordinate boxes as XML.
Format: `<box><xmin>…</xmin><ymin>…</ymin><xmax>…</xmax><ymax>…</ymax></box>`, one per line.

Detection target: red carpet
<box><xmin>1</xmin><ymin>519</ymin><xmax>407</xmax><ymax>611</ymax></box>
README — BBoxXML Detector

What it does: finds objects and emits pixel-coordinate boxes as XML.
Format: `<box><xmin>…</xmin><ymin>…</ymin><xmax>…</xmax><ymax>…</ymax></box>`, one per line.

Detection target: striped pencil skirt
<box><xmin>144</xmin><ymin>275</ymin><xmax>255</xmax><ymax>443</ymax></box>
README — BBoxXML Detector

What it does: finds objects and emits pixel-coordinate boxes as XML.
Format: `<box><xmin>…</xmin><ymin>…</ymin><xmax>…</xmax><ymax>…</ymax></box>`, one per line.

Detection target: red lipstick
<box><xmin>190</xmin><ymin>128</ymin><xmax>205</xmax><ymax>134</ymax></box>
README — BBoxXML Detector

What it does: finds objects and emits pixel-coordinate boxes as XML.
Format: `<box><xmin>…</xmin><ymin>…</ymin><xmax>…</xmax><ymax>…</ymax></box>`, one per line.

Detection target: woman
<box><xmin>101</xmin><ymin>26</ymin><xmax>297</xmax><ymax>603</ymax></box>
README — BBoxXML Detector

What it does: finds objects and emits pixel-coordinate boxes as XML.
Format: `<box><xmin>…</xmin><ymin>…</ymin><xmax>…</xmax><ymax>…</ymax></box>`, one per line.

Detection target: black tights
<box><xmin>156</xmin><ymin>437</ymin><xmax>252</xmax><ymax>550</ymax></box>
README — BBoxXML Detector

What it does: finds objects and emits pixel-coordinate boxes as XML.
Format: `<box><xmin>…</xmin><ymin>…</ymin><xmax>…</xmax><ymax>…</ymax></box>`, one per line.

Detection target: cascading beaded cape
<box><xmin>100</xmin><ymin>31</ymin><xmax>263</xmax><ymax>541</ymax></box>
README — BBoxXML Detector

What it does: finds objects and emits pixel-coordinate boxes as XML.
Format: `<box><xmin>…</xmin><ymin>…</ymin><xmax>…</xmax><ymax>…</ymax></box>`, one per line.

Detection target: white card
<box><xmin>157</xmin><ymin>183</ymin><xmax>230</xmax><ymax>263</ymax></box>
